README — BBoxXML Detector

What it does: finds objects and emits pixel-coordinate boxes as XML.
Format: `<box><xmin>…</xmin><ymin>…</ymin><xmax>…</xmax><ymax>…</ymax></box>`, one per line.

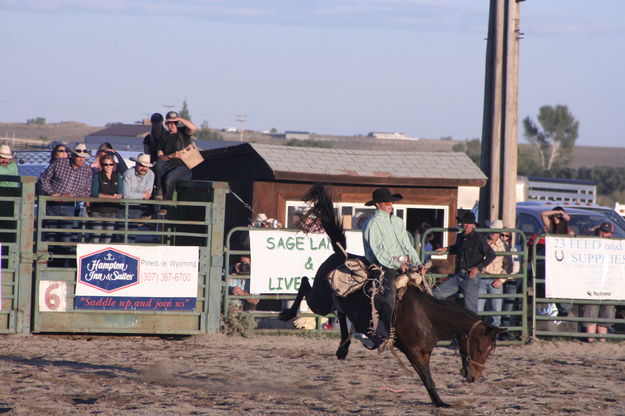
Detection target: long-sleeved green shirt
<box><xmin>362</xmin><ymin>209</ymin><xmax>421</xmax><ymax>269</ymax></box>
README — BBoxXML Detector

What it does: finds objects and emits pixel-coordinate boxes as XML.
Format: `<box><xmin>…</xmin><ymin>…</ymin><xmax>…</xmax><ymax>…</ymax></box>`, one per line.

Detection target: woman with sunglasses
<box><xmin>49</xmin><ymin>144</ymin><xmax>69</xmax><ymax>164</ymax></box>
<box><xmin>91</xmin><ymin>143</ymin><xmax>128</xmax><ymax>175</ymax></box>
<box><xmin>90</xmin><ymin>154</ymin><xmax>124</xmax><ymax>243</ymax></box>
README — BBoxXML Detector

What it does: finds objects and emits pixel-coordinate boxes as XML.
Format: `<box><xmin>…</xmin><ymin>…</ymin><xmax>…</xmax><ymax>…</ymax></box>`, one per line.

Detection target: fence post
<box><xmin>16</xmin><ymin>176</ymin><xmax>36</xmax><ymax>335</ymax></box>
<box><xmin>206</xmin><ymin>182</ymin><xmax>228</xmax><ymax>333</ymax></box>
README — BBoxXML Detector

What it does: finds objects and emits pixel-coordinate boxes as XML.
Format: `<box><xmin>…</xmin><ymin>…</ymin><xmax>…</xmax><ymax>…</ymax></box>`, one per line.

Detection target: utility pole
<box><xmin>236</xmin><ymin>114</ymin><xmax>247</xmax><ymax>142</ymax></box>
<box><xmin>479</xmin><ymin>0</ymin><xmax>522</xmax><ymax>228</ymax></box>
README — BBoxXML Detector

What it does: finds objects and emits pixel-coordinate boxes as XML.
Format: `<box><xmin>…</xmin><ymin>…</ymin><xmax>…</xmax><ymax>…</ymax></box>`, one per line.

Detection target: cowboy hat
<box><xmin>456</xmin><ymin>211</ymin><xmax>478</xmax><ymax>225</ymax></box>
<box><xmin>365</xmin><ymin>188</ymin><xmax>403</xmax><ymax>206</ymax></box>
<box><xmin>0</xmin><ymin>144</ymin><xmax>14</xmax><ymax>159</ymax></box>
<box><xmin>489</xmin><ymin>219</ymin><xmax>504</xmax><ymax>229</ymax></box>
<box><xmin>70</xmin><ymin>143</ymin><xmax>90</xmax><ymax>157</ymax></box>
<box><xmin>130</xmin><ymin>153</ymin><xmax>153</xmax><ymax>167</ymax></box>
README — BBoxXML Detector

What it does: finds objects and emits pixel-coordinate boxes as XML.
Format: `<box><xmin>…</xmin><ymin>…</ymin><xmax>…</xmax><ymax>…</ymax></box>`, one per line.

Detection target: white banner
<box><xmin>545</xmin><ymin>236</ymin><xmax>625</xmax><ymax>300</ymax></box>
<box><xmin>75</xmin><ymin>244</ymin><xmax>199</xmax><ymax>310</ymax></box>
<box><xmin>249</xmin><ymin>230</ymin><xmax>365</xmax><ymax>294</ymax></box>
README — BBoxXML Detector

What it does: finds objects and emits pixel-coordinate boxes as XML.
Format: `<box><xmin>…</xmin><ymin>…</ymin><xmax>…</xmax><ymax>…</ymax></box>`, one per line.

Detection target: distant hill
<box><xmin>0</xmin><ymin>122</ymin><xmax>102</xmax><ymax>146</ymax></box>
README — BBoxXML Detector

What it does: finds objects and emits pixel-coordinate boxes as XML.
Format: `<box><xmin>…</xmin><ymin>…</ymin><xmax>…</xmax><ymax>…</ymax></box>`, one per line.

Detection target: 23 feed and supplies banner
<box><xmin>75</xmin><ymin>245</ymin><xmax>199</xmax><ymax>311</ymax></box>
<box><xmin>249</xmin><ymin>230</ymin><xmax>365</xmax><ymax>294</ymax></box>
<box><xmin>545</xmin><ymin>236</ymin><xmax>625</xmax><ymax>300</ymax></box>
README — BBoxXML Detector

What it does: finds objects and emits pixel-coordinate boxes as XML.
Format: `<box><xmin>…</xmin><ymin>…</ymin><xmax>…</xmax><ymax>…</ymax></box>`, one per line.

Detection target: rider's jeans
<box><xmin>432</xmin><ymin>270</ymin><xmax>481</xmax><ymax>314</ymax></box>
<box><xmin>374</xmin><ymin>267</ymin><xmax>398</xmax><ymax>340</ymax></box>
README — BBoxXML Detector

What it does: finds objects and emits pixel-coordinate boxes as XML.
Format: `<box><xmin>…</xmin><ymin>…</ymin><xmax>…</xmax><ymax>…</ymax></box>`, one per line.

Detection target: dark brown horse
<box><xmin>280</xmin><ymin>184</ymin><xmax>504</xmax><ymax>407</ymax></box>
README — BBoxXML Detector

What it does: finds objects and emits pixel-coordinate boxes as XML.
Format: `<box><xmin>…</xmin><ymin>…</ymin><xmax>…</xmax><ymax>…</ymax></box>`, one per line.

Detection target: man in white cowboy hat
<box><xmin>39</xmin><ymin>143</ymin><xmax>93</xmax><ymax>198</ymax></box>
<box><xmin>153</xmin><ymin>110</ymin><xmax>198</xmax><ymax>200</ymax></box>
<box><xmin>0</xmin><ymin>144</ymin><xmax>18</xmax><ymax>188</ymax></box>
<box><xmin>477</xmin><ymin>219</ymin><xmax>512</xmax><ymax>328</ymax></box>
<box><xmin>123</xmin><ymin>154</ymin><xmax>154</xmax><ymax>201</ymax></box>
<box><xmin>433</xmin><ymin>211</ymin><xmax>495</xmax><ymax>313</ymax></box>
<box><xmin>362</xmin><ymin>187</ymin><xmax>422</xmax><ymax>351</ymax></box>
<box><xmin>38</xmin><ymin>143</ymin><xmax>93</xmax><ymax>245</ymax></box>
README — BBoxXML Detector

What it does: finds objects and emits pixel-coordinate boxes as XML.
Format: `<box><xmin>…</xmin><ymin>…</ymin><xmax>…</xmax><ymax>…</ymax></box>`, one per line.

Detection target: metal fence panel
<box><xmin>531</xmin><ymin>234</ymin><xmax>625</xmax><ymax>341</ymax></box>
<box><xmin>31</xmin><ymin>181</ymin><xmax>227</xmax><ymax>334</ymax></box>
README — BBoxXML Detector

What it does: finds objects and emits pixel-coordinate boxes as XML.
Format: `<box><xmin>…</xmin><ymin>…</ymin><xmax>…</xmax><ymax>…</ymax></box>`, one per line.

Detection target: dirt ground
<box><xmin>0</xmin><ymin>333</ymin><xmax>623</xmax><ymax>415</ymax></box>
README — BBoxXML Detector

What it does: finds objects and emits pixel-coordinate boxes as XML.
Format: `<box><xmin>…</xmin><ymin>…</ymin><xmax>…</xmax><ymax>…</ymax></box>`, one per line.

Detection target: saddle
<box><xmin>395</xmin><ymin>261</ymin><xmax>433</xmax><ymax>300</ymax></box>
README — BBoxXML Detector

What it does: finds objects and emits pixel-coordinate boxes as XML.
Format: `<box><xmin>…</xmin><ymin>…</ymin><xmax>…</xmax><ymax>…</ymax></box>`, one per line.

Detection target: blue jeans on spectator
<box><xmin>433</xmin><ymin>270</ymin><xmax>481</xmax><ymax>313</ymax></box>
<box><xmin>478</xmin><ymin>278</ymin><xmax>504</xmax><ymax>327</ymax></box>
<box><xmin>46</xmin><ymin>203</ymin><xmax>77</xmax><ymax>242</ymax></box>
<box><xmin>91</xmin><ymin>210</ymin><xmax>122</xmax><ymax>243</ymax></box>
<box><xmin>153</xmin><ymin>160</ymin><xmax>192</xmax><ymax>200</ymax></box>
<box><xmin>124</xmin><ymin>207</ymin><xmax>145</xmax><ymax>243</ymax></box>
<box><xmin>501</xmin><ymin>279</ymin><xmax>522</xmax><ymax>328</ymax></box>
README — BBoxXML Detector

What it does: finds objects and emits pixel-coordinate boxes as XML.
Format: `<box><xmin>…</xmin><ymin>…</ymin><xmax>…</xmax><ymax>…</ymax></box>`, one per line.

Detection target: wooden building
<box><xmin>195</xmin><ymin>143</ymin><xmax>487</xmax><ymax>252</ymax></box>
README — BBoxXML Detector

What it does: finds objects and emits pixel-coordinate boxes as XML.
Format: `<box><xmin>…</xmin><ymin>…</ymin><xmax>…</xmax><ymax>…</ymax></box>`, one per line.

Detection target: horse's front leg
<box><xmin>335</xmin><ymin>312</ymin><xmax>351</xmax><ymax>360</ymax></box>
<box><xmin>402</xmin><ymin>347</ymin><xmax>450</xmax><ymax>408</ymax></box>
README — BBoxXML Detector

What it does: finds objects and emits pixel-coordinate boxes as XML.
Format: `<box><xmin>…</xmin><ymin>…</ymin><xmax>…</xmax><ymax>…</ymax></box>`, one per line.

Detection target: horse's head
<box><xmin>458</xmin><ymin>321</ymin><xmax>505</xmax><ymax>382</ymax></box>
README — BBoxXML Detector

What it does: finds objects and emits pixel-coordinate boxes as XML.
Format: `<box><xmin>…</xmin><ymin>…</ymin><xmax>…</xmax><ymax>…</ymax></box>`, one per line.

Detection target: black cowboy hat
<box><xmin>456</xmin><ymin>211</ymin><xmax>478</xmax><ymax>225</ymax></box>
<box><xmin>365</xmin><ymin>188</ymin><xmax>403</xmax><ymax>206</ymax></box>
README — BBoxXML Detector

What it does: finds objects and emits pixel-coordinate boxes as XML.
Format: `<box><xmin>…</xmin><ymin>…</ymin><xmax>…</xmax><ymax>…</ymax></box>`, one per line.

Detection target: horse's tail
<box><xmin>302</xmin><ymin>183</ymin><xmax>346</xmax><ymax>256</ymax></box>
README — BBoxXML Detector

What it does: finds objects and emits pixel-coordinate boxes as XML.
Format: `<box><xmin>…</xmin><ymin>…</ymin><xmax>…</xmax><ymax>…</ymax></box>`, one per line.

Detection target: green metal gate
<box><xmin>0</xmin><ymin>176</ymin><xmax>35</xmax><ymax>335</ymax></box>
<box><xmin>32</xmin><ymin>180</ymin><xmax>227</xmax><ymax>334</ymax></box>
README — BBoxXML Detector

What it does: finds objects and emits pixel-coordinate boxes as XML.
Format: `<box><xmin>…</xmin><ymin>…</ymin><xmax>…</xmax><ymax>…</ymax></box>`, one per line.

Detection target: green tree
<box><xmin>517</xmin><ymin>145</ymin><xmax>543</xmax><ymax>176</ymax></box>
<box><xmin>523</xmin><ymin>104</ymin><xmax>579</xmax><ymax>171</ymax></box>
<box><xmin>26</xmin><ymin>117</ymin><xmax>46</xmax><ymax>125</ymax></box>
<box><xmin>452</xmin><ymin>138</ymin><xmax>481</xmax><ymax>165</ymax></box>
<box><xmin>180</xmin><ymin>99</ymin><xmax>191</xmax><ymax>120</ymax></box>
<box><xmin>285</xmin><ymin>139</ymin><xmax>332</xmax><ymax>148</ymax></box>
<box><xmin>194</xmin><ymin>121</ymin><xmax>223</xmax><ymax>141</ymax></box>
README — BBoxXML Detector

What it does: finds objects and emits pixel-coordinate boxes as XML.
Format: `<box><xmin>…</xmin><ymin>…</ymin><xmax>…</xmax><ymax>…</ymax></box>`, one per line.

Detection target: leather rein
<box><xmin>461</xmin><ymin>320</ymin><xmax>487</xmax><ymax>370</ymax></box>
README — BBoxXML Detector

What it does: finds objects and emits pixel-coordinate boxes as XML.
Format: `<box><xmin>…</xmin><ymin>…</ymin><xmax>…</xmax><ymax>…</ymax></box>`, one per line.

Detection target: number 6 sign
<box><xmin>39</xmin><ymin>281</ymin><xmax>67</xmax><ymax>312</ymax></box>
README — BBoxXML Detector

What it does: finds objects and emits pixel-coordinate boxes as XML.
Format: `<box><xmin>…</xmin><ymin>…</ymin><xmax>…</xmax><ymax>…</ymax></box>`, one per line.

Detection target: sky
<box><xmin>1</xmin><ymin>0</ymin><xmax>624</xmax><ymax>147</ymax></box>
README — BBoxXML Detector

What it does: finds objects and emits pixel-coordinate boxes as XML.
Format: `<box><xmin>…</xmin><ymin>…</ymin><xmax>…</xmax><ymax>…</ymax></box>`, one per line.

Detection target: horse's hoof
<box><xmin>336</xmin><ymin>348</ymin><xmax>348</xmax><ymax>360</ymax></box>
<box><xmin>435</xmin><ymin>401</ymin><xmax>451</xmax><ymax>408</ymax></box>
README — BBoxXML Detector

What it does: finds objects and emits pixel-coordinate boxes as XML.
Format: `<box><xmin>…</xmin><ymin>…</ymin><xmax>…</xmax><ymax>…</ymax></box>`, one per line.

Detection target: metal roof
<box><xmin>204</xmin><ymin>143</ymin><xmax>487</xmax><ymax>186</ymax></box>
<box><xmin>86</xmin><ymin>124</ymin><xmax>150</xmax><ymax>138</ymax></box>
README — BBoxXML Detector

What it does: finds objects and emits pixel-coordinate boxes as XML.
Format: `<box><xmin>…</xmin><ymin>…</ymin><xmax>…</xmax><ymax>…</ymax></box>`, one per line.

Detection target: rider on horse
<box><xmin>362</xmin><ymin>188</ymin><xmax>422</xmax><ymax>352</ymax></box>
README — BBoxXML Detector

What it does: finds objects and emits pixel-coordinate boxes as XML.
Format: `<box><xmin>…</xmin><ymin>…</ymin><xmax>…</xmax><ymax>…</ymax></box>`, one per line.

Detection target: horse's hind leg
<box><xmin>403</xmin><ymin>348</ymin><xmax>450</xmax><ymax>408</ymax></box>
<box><xmin>279</xmin><ymin>277</ymin><xmax>311</xmax><ymax>321</ymax></box>
<box><xmin>335</xmin><ymin>312</ymin><xmax>351</xmax><ymax>360</ymax></box>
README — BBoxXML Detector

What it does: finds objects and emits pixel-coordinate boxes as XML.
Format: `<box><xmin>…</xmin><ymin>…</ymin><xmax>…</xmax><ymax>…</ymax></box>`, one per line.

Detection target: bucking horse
<box><xmin>279</xmin><ymin>183</ymin><xmax>504</xmax><ymax>407</ymax></box>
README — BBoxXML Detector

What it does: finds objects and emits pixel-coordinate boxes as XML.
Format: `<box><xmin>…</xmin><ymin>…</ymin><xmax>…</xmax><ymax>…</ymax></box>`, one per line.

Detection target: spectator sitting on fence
<box><xmin>91</xmin><ymin>153</ymin><xmax>124</xmax><ymax>244</ymax></box>
<box><xmin>122</xmin><ymin>154</ymin><xmax>155</xmax><ymax>241</ymax></box>
<box><xmin>153</xmin><ymin>111</ymin><xmax>198</xmax><ymax>201</ymax></box>
<box><xmin>478</xmin><ymin>219</ymin><xmax>512</xmax><ymax>330</ymax></box>
<box><xmin>541</xmin><ymin>206</ymin><xmax>574</xmax><ymax>236</ymax></box>
<box><xmin>580</xmin><ymin>221</ymin><xmax>615</xmax><ymax>342</ymax></box>
<box><xmin>228</xmin><ymin>256</ymin><xmax>259</xmax><ymax>310</ymax></box>
<box><xmin>91</xmin><ymin>142</ymin><xmax>128</xmax><ymax>175</ymax></box>
<box><xmin>38</xmin><ymin>143</ymin><xmax>93</xmax><ymax>244</ymax></box>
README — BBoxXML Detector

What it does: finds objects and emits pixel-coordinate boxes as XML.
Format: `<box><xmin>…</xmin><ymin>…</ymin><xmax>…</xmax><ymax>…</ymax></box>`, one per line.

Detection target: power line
<box><xmin>236</xmin><ymin>114</ymin><xmax>247</xmax><ymax>142</ymax></box>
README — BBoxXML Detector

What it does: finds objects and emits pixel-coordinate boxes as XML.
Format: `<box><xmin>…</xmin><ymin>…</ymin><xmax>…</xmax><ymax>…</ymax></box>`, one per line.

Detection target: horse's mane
<box><xmin>302</xmin><ymin>183</ymin><xmax>346</xmax><ymax>254</ymax></box>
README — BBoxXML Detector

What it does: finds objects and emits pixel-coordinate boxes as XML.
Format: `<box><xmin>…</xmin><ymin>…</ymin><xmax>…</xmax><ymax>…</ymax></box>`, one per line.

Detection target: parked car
<box><xmin>516</xmin><ymin>201</ymin><xmax>625</xmax><ymax>241</ymax></box>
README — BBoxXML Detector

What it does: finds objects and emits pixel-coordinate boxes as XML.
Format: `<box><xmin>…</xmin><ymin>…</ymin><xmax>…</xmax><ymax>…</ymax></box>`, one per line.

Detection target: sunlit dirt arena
<box><xmin>0</xmin><ymin>334</ymin><xmax>623</xmax><ymax>415</ymax></box>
